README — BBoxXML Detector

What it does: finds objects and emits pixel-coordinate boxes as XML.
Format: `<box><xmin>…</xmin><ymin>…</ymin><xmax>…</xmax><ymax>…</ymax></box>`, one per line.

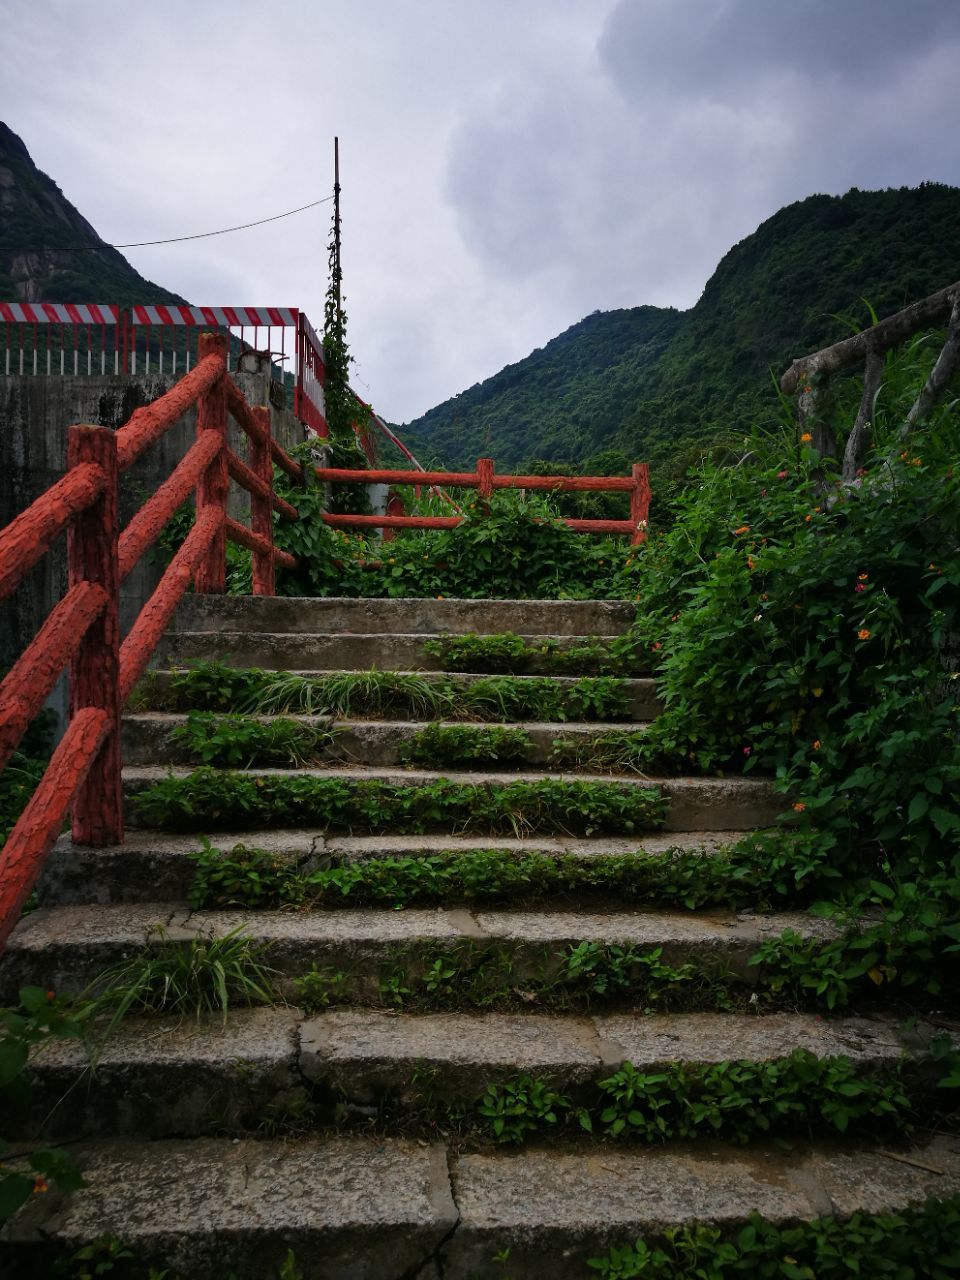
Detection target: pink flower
<box><xmin>777</xmin><ymin>470</ymin><xmax>788</xmax><ymax>479</ymax></box>
<box><xmin>854</xmin><ymin>583</ymin><xmax>866</xmax><ymax>593</ymax></box>
<box><xmin>743</xmin><ymin>746</ymin><xmax>752</xmax><ymax>756</ymax></box>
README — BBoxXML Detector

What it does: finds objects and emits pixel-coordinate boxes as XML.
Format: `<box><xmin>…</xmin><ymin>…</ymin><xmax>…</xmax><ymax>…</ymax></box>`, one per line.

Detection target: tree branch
<box><xmin>842</xmin><ymin>347</ymin><xmax>884</xmax><ymax>482</ymax></box>
<box><xmin>900</xmin><ymin>295</ymin><xmax>960</xmax><ymax>440</ymax></box>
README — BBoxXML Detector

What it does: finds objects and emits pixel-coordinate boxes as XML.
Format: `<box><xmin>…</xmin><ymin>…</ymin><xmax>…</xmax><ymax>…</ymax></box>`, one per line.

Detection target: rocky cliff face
<box><xmin>0</xmin><ymin>121</ymin><xmax>182</xmax><ymax>305</ymax></box>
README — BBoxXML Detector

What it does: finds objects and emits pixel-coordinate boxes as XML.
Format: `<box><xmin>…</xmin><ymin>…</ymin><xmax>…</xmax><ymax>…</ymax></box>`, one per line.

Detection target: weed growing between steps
<box><xmin>133</xmin><ymin>769</ymin><xmax>667</xmax><ymax>836</ymax></box>
<box><xmin>401</xmin><ymin>723</ymin><xmax>531</xmax><ymax>768</ymax></box>
<box><xmin>146</xmin><ymin>661</ymin><xmax>638</xmax><ymax>723</ymax></box>
<box><xmin>42</xmin><ymin>1235</ymin><xmax>305</xmax><ymax>1280</ymax></box>
<box><xmin>423</xmin><ymin>631</ymin><xmax>646</xmax><ymax>676</ymax></box>
<box><xmin>169</xmin><ymin>711</ymin><xmax>337</xmax><ymax>767</ymax></box>
<box><xmin>81</xmin><ymin>927</ymin><xmax>279</xmax><ymax>1048</ymax></box>
<box><xmin>588</xmin><ymin>1196</ymin><xmax>960</xmax><ymax>1279</ymax></box>
<box><xmin>187</xmin><ymin>837</ymin><xmax>829</xmax><ymax>913</ymax></box>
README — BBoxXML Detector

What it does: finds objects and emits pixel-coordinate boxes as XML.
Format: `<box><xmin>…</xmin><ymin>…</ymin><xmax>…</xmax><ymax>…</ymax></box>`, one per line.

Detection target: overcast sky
<box><xmin>2</xmin><ymin>0</ymin><xmax>959</xmax><ymax>423</ymax></box>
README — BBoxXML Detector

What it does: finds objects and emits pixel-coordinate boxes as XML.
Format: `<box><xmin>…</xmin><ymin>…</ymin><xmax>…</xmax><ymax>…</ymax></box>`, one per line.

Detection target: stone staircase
<box><xmin>2</xmin><ymin>596</ymin><xmax>958</xmax><ymax>1278</ymax></box>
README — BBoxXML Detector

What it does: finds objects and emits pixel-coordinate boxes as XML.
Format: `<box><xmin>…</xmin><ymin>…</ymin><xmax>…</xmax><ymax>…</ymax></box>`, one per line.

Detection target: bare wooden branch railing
<box><xmin>0</xmin><ymin>332</ymin><xmax>303</xmax><ymax>949</ymax></box>
<box><xmin>780</xmin><ymin>280</ymin><xmax>960</xmax><ymax>481</ymax></box>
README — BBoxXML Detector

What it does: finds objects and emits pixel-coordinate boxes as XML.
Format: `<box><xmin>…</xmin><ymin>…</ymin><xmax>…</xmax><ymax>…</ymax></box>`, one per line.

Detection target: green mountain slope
<box><xmin>401</xmin><ymin>184</ymin><xmax>960</xmax><ymax>470</ymax></box>
<box><xmin>0</xmin><ymin>121</ymin><xmax>184</xmax><ymax>305</ymax></box>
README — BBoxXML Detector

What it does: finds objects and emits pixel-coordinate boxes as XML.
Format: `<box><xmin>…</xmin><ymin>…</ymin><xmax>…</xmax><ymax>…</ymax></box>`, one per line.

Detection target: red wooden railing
<box><xmin>0</xmin><ymin>332</ymin><xmax>302</xmax><ymax>949</ymax></box>
<box><xmin>315</xmin><ymin>459</ymin><xmax>652</xmax><ymax>545</ymax></box>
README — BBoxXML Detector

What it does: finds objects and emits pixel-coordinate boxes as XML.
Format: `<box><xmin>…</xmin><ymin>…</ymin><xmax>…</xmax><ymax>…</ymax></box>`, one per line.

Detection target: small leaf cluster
<box><xmin>588</xmin><ymin>1196</ymin><xmax>960</xmax><ymax>1278</ymax></box>
<box><xmin>169</xmin><ymin>711</ymin><xmax>334</xmax><ymax>768</ymax></box>
<box><xmin>401</xmin><ymin>722</ymin><xmax>531</xmax><ymax>768</ymax></box>
<box><xmin>423</xmin><ymin>630</ymin><xmax>645</xmax><ymax>675</ymax></box>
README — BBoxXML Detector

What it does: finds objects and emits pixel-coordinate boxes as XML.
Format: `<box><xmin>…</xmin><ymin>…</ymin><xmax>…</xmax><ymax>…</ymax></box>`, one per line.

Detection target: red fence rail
<box><xmin>0</xmin><ymin>332</ymin><xmax>303</xmax><ymax>949</ymax></box>
<box><xmin>315</xmin><ymin>458</ymin><xmax>651</xmax><ymax>545</ymax></box>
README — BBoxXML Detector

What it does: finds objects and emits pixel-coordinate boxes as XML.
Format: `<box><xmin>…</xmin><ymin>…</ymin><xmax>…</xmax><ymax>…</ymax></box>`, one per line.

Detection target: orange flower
<box><xmin>804</xmin><ymin>514</ymin><xmax>812</xmax><ymax>523</ymax></box>
<box><xmin>812</xmin><ymin>740</ymin><xmax>821</xmax><ymax>751</ymax></box>
<box><xmin>857</xmin><ymin>573</ymin><xmax>868</xmax><ymax>581</ymax></box>
<box><xmin>33</xmin><ymin>1178</ymin><xmax>48</xmax><ymax>1195</ymax></box>
<box><xmin>792</xmin><ymin>802</ymin><xmax>806</xmax><ymax>813</ymax></box>
<box><xmin>857</xmin><ymin>629</ymin><xmax>871</xmax><ymax>641</ymax></box>
<box><xmin>733</xmin><ymin>525</ymin><xmax>750</xmax><ymax>535</ymax></box>
<box><xmin>801</xmin><ymin>432</ymin><xmax>813</xmax><ymax>443</ymax></box>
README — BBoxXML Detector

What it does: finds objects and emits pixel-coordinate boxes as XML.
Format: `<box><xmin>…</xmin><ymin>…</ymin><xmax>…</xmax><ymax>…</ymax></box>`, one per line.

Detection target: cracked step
<box><xmin>38</xmin><ymin>829</ymin><xmax>743</xmax><ymax>905</ymax></box>
<box><xmin>3</xmin><ymin>1133</ymin><xmax>959</xmax><ymax>1279</ymax></box>
<box><xmin>14</xmin><ymin>1007</ymin><xmax>936</xmax><ymax>1143</ymax></box>
<box><xmin>0</xmin><ymin>902</ymin><xmax>838</xmax><ymax>1002</ymax></box>
<box><xmin>121</xmin><ymin>763</ymin><xmax>783</xmax><ymax>832</ymax></box>
<box><xmin>121</xmin><ymin>712</ymin><xmax>654</xmax><ymax>769</ymax></box>
<box><xmin>0</xmin><ymin>1136</ymin><xmax>457</xmax><ymax>1280</ymax></box>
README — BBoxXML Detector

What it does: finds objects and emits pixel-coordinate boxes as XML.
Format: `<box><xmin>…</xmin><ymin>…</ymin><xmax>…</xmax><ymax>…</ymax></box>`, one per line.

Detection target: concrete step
<box><xmin>170</xmin><ymin>594</ymin><xmax>637</xmax><ymax>637</ymax></box>
<box><xmin>4</xmin><ymin>1132</ymin><xmax>959</xmax><ymax>1279</ymax></box>
<box><xmin>0</xmin><ymin>902</ymin><xmax>837</xmax><ymax>1002</ymax></box>
<box><xmin>121</xmin><ymin>712</ymin><xmax>654</xmax><ymax>769</ymax></box>
<box><xmin>15</xmin><ymin>1007</ymin><xmax>933</xmax><ymax>1143</ymax></box>
<box><xmin>153</xmin><ymin>630</ymin><xmax>646</xmax><ymax>674</ymax></box>
<box><xmin>39</xmin><ymin>829</ymin><xmax>743</xmax><ymax>906</ymax></box>
<box><xmin>135</xmin><ymin>669</ymin><xmax>663</xmax><ymax>721</ymax></box>
<box><xmin>121</xmin><ymin>764</ymin><xmax>783</xmax><ymax>833</ymax></box>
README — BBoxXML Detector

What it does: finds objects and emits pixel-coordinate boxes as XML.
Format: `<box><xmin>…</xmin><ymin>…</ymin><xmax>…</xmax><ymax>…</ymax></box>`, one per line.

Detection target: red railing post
<box><xmin>249</xmin><ymin>404</ymin><xmax>275</xmax><ymax>596</ymax></box>
<box><xmin>477</xmin><ymin>457</ymin><xmax>494</xmax><ymax>514</ymax></box>
<box><xmin>630</xmin><ymin>462</ymin><xmax>651</xmax><ymax>546</ymax></box>
<box><xmin>194</xmin><ymin>332</ymin><xmax>229</xmax><ymax>594</ymax></box>
<box><xmin>68</xmin><ymin>425</ymin><xmax>122</xmax><ymax>845</ymax></box>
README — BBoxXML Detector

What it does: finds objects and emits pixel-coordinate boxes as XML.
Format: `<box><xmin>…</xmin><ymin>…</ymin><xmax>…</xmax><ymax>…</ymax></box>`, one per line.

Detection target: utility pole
<box><xmin>333</xmin><ymin>136</ymin><xmax>342</xmax><ymax>333</ymax></box>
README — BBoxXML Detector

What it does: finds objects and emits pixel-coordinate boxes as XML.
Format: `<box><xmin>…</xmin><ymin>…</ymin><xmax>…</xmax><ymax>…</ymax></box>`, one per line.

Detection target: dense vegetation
<box><xmin>400</xmin><ymin>184</ymin><xmax>960</xmax><ymax>488</ymax></box>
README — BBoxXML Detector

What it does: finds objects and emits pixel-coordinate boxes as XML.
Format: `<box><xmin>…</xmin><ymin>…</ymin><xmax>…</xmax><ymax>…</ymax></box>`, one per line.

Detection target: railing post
<box><xmin>194</xmin><ymin>332</ymin><xmax>229</xmax><ymax>594</ymax></box>
<box><xmin>68</xmin><ymin>425</ymin><xmax>122</xmax><ymax>845</ymax></box>
<box><xmin>477</xmin><ymin>457</ymin><xmax>494</xmax><ymax>514</ymax></box>
<box><xmin>630</xmin><ymin>463</ymin><xmax>651</xmax><ymax>546</ymax></box>
<box><xmin>250</xmin><ymin>404</ymin><xmax>275</xmax><ymax>596</ymax></box>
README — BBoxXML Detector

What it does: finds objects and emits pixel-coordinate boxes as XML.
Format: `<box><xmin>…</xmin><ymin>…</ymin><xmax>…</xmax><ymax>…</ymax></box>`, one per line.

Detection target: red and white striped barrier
<box><xmin>130</xmin><ymin>306</ymin><xmax>298</xmax><ymax>327</ymax></box>
<box><xmin>2</xmin><ymin>302</ymin><xmax>328</xmax><ymax>437</ymax></box>
<box><xmin>0</xmin><ymin>303</ymin><xmax>118</xmax><ymax>324</ymax></box>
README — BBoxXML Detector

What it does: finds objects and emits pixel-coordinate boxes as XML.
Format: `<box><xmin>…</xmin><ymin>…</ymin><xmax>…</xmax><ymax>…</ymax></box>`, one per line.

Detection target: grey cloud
<box><xmin>598</xmin><ymin>0</ymin><xmax>960</xmax><ymax>97</ymax></box>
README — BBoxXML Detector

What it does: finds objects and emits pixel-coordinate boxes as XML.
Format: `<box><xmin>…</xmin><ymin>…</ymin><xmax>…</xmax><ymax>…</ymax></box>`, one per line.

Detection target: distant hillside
<box><xmin>0</xmin><ymin>121</ymin><xmax>184</xmax><ymax>305</ymax></box>
<box><xmin>401</xmin><ymin>184</ymin><xmax>960</xmax><ymax>470</ymax></box>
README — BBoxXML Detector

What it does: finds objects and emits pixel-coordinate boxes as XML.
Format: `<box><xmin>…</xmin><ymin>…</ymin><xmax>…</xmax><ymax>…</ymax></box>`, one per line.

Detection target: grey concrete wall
<box><xmin>0</xmin><ymin>368</ymin><xmax>305</xmax><ymax>729</ymax></box>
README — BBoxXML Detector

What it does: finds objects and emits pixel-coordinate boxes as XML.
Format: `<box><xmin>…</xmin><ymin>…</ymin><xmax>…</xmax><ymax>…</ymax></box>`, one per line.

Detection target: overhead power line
<box><xmin>5</xmin><ymin>195</ymin><xmax>334</xmax><ymax>252</ymax></box>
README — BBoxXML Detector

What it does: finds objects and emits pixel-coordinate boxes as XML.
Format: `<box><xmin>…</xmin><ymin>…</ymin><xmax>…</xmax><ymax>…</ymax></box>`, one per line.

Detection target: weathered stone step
<box><xmin>153</xmin><ymin>630</ymin><xmax>645</xmax><ymax>674</ymax></box>
<box><xmin>39</xmin><ymin>829</ymin><xmax>741</xmax><ymax>905</ymax></box>
<box><xmin>121</xmin><ymin>764</ymin><xmax>782</xmax><ymax>832</ymax></box>
<box><xmin>4</xmin><ymin>1132</ymin><xmax>958</xmax><ymax>1279</ymax></box>
<box><xmin>15</xmin><ymin>1007</ymin><xmax>933</xmax><ymax>1143</ymax></box>
<box><xmin>170</xmin><ymin>594</ymin><xmax>637</xmax><ymax>637</ymax></box>
<box><xmin>0</xmin><ymin>902</ymin><xmax>836</xmax><ymax>1002</ymax></box>
<box><xmin>121</xmin><ymin>712</ymin><xmax>653</xmax><ymax>769</ymax></box>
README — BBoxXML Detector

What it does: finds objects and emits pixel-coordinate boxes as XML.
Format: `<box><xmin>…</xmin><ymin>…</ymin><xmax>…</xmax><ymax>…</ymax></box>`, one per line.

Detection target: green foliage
<box><xmin>423</xmin><ymin>631</ymin><xmax>645</xmax><ymax>675</ymax></box>
<box><xmin>135</xmin><ymin>768</ymin><xmax>666</xmax><ymax>837</ymax></box>
<box><xmin>292</xmin><ymin>965</ymin><xmax>349</xmax><ymax>1014</ymax></box>
<box><xmin>84</xmin><ymin>927</ymin><xmax>279</xmax><ymax>1045</ymax></box>
<box><xmin>401</xmin><ymin>184</ymin><xmax>960</xmax><ymax>489</ymax></box>
<box><xmin>402</xmin><ymin>722</ymin><xmax>531</xmax><ymax>767</ymax></box>
<box><xmin>0</xmin><ymin>987</ymin><xmax>87</xmax><ymax>1221</ymax></box>
<box><xmin>169</xmin><ymin>710</ymin><xmax>333</xmax><ymax>767</ymax></box>
<box><xmin>751</xmin><ymin>877</ymin><xmax>960</xmax><ymax>1011</ymax></box>
<box><xmin>151</xmin><ymin>663</ymin><xmax>639</xmax><ymax>724</ymax></box>
<box><xmin>188</xmin><ymin>839</ymin><xmax>300</xmax><ymax>911</ymax></box>
<box><xmin>587</xmin><ymin>1196</ymin><xmax>960</xmax><ymax>1278</ymax></box>
<box><xmin>477</xmin><ymin>1075</ymin><xmax>571</xmax><ymax>1143</ymax></box>
<box><xmin>0</xmin><ymin>704</ymin><xmax>55</xmax><ymax>850</ymax></box>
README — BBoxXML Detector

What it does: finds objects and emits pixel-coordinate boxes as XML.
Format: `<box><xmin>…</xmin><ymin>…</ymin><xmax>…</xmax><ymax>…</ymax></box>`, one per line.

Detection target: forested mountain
<box><xmin>400</xmin><ymin>184</ymin><xmax>960</xmax><ymax>471</ymax></box>
<box><xmin>0</xmin><ymin>121</ymin><xmax>182</xmax><ymax>305</ymax></box>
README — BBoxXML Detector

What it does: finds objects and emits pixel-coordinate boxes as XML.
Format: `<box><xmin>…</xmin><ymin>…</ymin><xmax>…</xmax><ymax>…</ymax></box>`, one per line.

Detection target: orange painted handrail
<box><xmin>0</xmin><ymin>331</ymin><xmax>303</xmax><ymax>949</ymax></box>
<box><xmin>316</xmin><ymin>458</ymin><xmax>651</xmax><ymax>546</ymax></box>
